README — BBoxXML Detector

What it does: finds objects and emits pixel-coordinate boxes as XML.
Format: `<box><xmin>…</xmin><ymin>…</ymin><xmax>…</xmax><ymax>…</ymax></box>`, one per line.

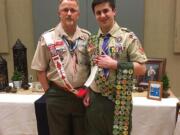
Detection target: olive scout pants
<box><xmin>45</xmin><ymin>84</ymin><xmax>86</xmax><ymax>135</ymax></box>
<box><xmin>86</xmin><ymin>91</ymin><xmax>132</xmax><ymax>135</ymax></box>
<box><xmin>86</xmin><ymin>91</ymin><xmax>115</xmax><ymax>135</ymax></box>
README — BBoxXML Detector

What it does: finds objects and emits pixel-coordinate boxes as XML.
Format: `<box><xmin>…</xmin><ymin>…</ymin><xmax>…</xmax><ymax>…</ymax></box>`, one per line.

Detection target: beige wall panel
<box><xmin>0</xmin><ymin>0</ymin><xmax>9</xmax><ymax>53</ymax></box>
<box><xmin>3</xmin><ymin>0</ymin><xmax>36</xmax><ymax>82</ymax></box>
<box><xmin>144</xmin><ymin>0</ymin><xmax>180</xmax><ymax>97</ymax></box>
<box><xmin>174</xmin><ymin>0</ymin><xmax>180</xmax><ymax>53</ymax></box>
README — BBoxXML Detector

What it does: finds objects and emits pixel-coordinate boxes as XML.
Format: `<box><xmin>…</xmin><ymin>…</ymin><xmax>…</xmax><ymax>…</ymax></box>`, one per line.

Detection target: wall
<box><xmin>32</xmin><ymin>0</ymin><xmax>144</xmax><ymax>43</ymax></box>
<box><xmin>0</xmin><ymin>0</ymin><xmax>8</xmax><ymax>53</ymax></box>
<box><xmin>0</xmin><ymin>0</ymin><xmax>36</xmax><ymax>82</ymax></box>
<box><xmin>174</xmin><ymin>0</ymin><xmax>180</xmax><ymax>53</ymax></box>
<box><xmin>144</xmin><ymin>0</ymin><xmax>180</xmax><ymax>97</ymax></box>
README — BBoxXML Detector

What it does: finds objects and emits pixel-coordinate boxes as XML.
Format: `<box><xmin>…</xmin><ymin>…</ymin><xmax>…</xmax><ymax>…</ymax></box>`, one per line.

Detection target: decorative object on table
<box><xmin>133</xmin><ymin>78</ymin><xmax>143</xmax><ymax>92</ymax></box>
<box><xmin>11</xmin><ymin>69</ymin><xmax>22</xmax><ymax>89</ymax></box>
<box><xmin>13</xmin><ymin>39</ymin><xmax>29</xmax><ymax>89</ymax></box>
<box><xmin>161</xmin><ymin>73</ymin><xmax>170</xmax><ymax>98</ymax></box>
<box><xmin>133</xmin><ymin>77</ymin><xmax>144</xmax><ymax>92</ymax></box>
<box><xmin>0</xmin><ymin>55</ymin><xmax>10</xmax><ymax>91</ymax></box>
<box><xmin>31</xmin><ymin>82</ymin><xmax>44</xmax><ymax>92</ymax></box>
<box><xmin>147</xmin><ymin>81</ymin><xmax>162</xmax><ymax>101</ymax></box>
<box><xmin>137</xmin><ymin>58</ymin><xmax>166</xmax><ymax>90</ymax></box>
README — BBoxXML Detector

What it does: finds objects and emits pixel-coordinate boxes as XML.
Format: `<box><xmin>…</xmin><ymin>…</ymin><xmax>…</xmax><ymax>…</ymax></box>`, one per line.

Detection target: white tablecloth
<box><xmin>132</xmin><ymin>97</ymin><xmax>179</xmax><ymax>135</ymax></box>
<box><xmin>0</xmin><ymin>93</ymin><xmax>179</xmax><ymax>135</ymax></box>
<box><xmin>0</xmin><ymin>94</ymin><xmax>42</xmax><ymax>135</ymax></box>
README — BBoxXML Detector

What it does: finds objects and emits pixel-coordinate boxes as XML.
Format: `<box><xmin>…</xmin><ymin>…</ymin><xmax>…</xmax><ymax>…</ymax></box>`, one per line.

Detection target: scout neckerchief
<box><xmin>87</xmin><ymin>34</ymin><xmax>133</xmax><ymax>135</ymax></box>
<box><xmin>42</xmin><ymin>32</ymin><xmax>87</xmax><ymax>97</ymax></box>
<box><xmin>62</xmin><ymin>36</ymin><xmax>79</xmax><ymax>74</ymax></box>
<box><xmin>62</xmin><ymin>36</ymin><xmax>78</xmax><ymax>55</ymax></box>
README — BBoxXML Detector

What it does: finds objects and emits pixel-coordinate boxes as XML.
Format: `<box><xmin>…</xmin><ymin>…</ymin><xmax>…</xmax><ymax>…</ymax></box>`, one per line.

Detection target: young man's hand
<box><xmin>93</xmin><ymin>55</ymin><xmax>117</xmax><ymax>69</ymax></box>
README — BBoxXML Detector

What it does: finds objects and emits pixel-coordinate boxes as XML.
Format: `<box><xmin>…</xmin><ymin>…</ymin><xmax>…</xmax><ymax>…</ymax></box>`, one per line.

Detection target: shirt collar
<box><xmin>97</xmin><ymin>22</ymin><xmax>121</xmax><ymax>38</ymax></box>
<box><xmin>54</xmin><ymin>23</ymin><xmax>85</xmax><ymax>41</ymax></box>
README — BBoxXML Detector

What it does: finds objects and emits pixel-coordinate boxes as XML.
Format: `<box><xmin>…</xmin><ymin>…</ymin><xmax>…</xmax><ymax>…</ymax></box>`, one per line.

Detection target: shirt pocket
<box><xmin>77</xmin><ymin>44</ymin><xmax>90</xmax><ymax>65</ymax></box>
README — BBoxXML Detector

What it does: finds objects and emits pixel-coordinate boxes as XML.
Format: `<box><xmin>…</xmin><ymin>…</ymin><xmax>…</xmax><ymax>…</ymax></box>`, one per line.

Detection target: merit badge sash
<box><xmin>42</xmin><ymin>32</ymin><xmax>86</xmax><ymax>97</ymax></box>
<box><xmin>87</xmin><ymin>34</ymin><xmax>133</xmax><ymax>135</ymax></box>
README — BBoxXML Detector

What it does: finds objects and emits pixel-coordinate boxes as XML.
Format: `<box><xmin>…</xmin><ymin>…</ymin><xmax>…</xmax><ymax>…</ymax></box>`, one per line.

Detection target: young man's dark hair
<box><xmin>91</xmin><ymin>0</ymin><xmax>116</xmax><ymax>13</ymax></box>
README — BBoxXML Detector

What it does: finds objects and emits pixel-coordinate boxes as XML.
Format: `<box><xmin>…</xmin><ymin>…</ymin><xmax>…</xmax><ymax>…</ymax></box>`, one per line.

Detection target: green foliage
<box><xmin>161</xmin><ymin>74</ymin><xmax>170</xmax><ymax>91</ymax></box>
<box><xmin>11</xmin><ymin>70</ymin><xmax>22</xmax><ymax>81</ymax></box>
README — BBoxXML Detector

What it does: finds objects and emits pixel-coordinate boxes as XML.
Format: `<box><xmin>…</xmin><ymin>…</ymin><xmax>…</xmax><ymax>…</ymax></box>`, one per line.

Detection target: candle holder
<box><xmin>0</xmin><ymin>56</ymin><xmax>10</xmax><ymax>91</ymax></box>
<box><xmin>13</xmin><ymin>39</ymin><xmax>29</xmax><ymax>89</ymax></box>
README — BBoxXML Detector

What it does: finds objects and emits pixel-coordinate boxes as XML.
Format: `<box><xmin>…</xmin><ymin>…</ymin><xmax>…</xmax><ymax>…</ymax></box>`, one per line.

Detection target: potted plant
<box><xmin>161</xmin><ymin>73</ymin><xmax>170</xmax><ymax>98</ymax></box>
<box><xmin>11</xmin><ymin>70</ymin><xmax>22</xmax><ymax>89</ymax></box>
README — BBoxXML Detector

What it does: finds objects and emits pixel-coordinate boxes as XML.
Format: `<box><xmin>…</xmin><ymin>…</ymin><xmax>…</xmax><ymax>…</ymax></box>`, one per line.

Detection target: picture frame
<box><xmin>147</xmin><ymin>81</ymin><xmax>162</xmax><ymax>100</ymax></box>
<box><xmin>137</xmin><ymin>58</ymin><xmax>166</xmax><ymax>88</ymax></box>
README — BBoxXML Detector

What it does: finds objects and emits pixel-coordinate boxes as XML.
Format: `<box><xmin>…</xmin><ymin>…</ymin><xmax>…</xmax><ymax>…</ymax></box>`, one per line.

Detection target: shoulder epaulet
<box><xmin>80</xmin><ymin>29</ymin><xmax>91</xmax><ymax>36</ymax></box>
<box><xmin>121</xmin><ymin>27</ymin><xmax>131</xmax><ymax>33</ymax></box>
<box><xmin>43</xmin><ymin>28</ymin><xmax>55</xmax><ymax>35</ymax></box>
<box><xmin>121</xmin><ymin>27</ymin><xmax>138</xmax><ymax>39</ymax></box>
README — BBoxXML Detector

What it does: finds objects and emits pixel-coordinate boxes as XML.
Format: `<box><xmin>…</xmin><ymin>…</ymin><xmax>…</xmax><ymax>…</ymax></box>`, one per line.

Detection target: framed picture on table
<box><xmin>137</xmin><ymin>58</ymin><xmax>166</xmax><ymax>89</ymax></box>
<box><xmin>147</xmin><ymin>81</ymin><xmax>162</xmax><ymax>101</ymax></box>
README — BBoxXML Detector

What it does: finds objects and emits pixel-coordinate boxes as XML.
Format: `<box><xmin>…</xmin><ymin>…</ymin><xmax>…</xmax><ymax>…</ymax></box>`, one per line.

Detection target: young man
<box><xmin>31</xmin><ymin>0</ymin><xmax>90</xmax><ymax>135</ymax></box>
<box><xmin>84</xmin><ymin>0</ymin><xmax>147</xmax><ymax>135</ymax></box>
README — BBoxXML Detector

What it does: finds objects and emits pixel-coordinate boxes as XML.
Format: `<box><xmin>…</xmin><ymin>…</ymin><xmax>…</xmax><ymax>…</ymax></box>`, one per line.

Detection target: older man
<box><xmin>31</xmin><ymin>0</ymin><xmax>90</xmax><ymax>135</ymax></box>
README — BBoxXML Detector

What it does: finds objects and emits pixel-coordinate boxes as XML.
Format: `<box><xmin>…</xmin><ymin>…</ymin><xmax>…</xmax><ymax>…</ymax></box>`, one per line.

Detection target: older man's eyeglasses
<box><xmin>61</xmin><ymin>8</ymin><xmax>78</xmax><ymax>13</ymax></box>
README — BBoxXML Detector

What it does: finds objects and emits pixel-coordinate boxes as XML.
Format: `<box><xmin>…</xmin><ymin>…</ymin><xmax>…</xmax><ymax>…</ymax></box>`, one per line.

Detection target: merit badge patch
<box><xmin>48</xmin><ymin>44</ymin><xmax>57</xmax><ymax>56</ymax></box>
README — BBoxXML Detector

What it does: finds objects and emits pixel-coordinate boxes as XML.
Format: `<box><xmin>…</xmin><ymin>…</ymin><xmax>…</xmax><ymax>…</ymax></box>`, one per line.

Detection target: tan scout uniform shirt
<box><xmin>90</xmin><ymin>22</ymin><xmax>147</xmax><ymax>92</ymax></box>
<box><xmin>31</xmin><ymin>23</ymin><xmax>90</xmax><ymax>88</ymax></box>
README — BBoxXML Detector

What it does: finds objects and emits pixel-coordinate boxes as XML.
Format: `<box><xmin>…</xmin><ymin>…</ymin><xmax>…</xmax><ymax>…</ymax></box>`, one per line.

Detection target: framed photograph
<box><xmin>137</xmin><ymin>58</ymin><xmax>166</xmax><ymax>88</ymax></box>
<box><xmin>147</xmin><ymin>81</ymin><xmax>162</xmax><ymax>100</ymax></box>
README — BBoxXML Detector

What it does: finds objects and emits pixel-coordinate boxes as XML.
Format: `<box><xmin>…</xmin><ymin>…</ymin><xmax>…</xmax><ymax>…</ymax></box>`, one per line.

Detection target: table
<box><xmin>132</xmin><ymin>91</ymin><xmax>179</xmax><ymax>135</ymax></box>
<box><xmin>132</xmin><ymin>96</ymin><xmax>178</xmax><ymax>135</ymax></box>
<box><xmin>0</xmin><ymin>90</ymin><xmax>179</xmax><ymax>135</ymax></box>
<box><xmin>0</xmin><ymin>93</ymin><xmax>42</xmax><ymax>135</ymax></box>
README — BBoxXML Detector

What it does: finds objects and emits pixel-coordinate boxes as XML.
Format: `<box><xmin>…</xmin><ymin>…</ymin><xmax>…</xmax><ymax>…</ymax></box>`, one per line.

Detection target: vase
<box><xmin>13</xmin><ymin>81</ymin><xmax>22</xmax><ymax>89</ymax></box>
<box><xmin>162</xmin><ymin>91</ymin><xmax>170</xmax><ymax>98</ymax></box>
